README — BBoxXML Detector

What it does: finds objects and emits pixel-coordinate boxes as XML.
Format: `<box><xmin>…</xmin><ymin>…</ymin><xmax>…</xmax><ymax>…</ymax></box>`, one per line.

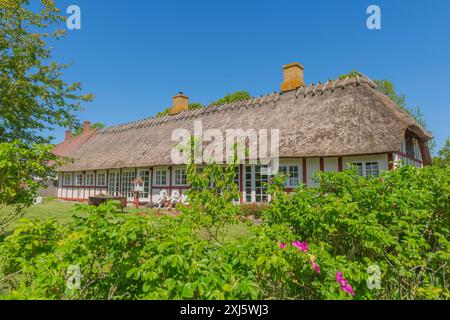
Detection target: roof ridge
<box><xmin>98</xmin><ymin>74</ymin><xmax>377</xmax><ymax>135</ymax></box>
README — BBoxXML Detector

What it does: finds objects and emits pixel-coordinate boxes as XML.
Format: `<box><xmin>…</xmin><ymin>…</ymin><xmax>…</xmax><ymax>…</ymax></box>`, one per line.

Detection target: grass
<box><xmin>0</xmin><ymin>199</ymin><xmax>254</xmax><ymax>241</ymax></box>
<box><xmin>0</xmin><ymin>198</ymin><xmax>153</xmax><ymax>232</ymax></box>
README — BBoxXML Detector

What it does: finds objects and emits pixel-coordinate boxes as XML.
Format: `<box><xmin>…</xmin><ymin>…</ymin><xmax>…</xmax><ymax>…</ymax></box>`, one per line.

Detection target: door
<box><xmin>244</xmin><ymin>165</ymin><xmax>270</xmax><ymax>203</ymax></box>
<box><xmin>137</xmin><ymin>169</ymin><xmax>151</xmax><ymax>202</ymax></box>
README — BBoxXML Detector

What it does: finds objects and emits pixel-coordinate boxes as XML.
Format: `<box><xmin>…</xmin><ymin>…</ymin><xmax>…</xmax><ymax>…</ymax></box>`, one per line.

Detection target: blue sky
<box><xmin>46</xmin><ymin>0</ymin><xmax>449</xmax><ymax>153</ymax></box>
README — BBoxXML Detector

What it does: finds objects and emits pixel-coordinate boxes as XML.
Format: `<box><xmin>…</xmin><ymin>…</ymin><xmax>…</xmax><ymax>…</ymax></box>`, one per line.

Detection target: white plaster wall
<box><xmin>324</xmin><ymin>157</ymin><xmax>339</xmax><ymax>172</ymax></box>
<box><xmin>306</xmin><ymin>158</ymin><xmax>320</xmax><ymax>187</ymax></box>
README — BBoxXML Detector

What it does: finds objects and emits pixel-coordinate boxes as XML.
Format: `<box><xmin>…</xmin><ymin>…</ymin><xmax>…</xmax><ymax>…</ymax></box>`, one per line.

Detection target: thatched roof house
<box><xmin>53</xmin><ymin>62</ymin><xmax>432</xmax><ymax>203</ymax></box>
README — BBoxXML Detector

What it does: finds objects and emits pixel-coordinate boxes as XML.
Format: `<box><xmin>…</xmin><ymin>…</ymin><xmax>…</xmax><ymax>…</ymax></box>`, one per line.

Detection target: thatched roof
<box><xmin>57</xmin><ymin>75</ymin><xmax>433</xmax><ymax>171</ymax></box>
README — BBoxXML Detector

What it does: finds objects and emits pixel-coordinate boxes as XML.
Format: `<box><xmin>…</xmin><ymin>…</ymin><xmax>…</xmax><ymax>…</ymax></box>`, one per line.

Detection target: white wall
<box><xmin>324</xmin><ymin>157</ymin><xmax>339</xmax><ymax>172</ymax></box>
<box><xmin>306</xmin><ymin>158</ymin><xmax>320</xmax><ymax>187</ymax></box>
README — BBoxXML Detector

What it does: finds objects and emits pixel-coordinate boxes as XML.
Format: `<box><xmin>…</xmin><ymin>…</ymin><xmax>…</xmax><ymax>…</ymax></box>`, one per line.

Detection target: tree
<box><xmin>373</xmin><ymin>79</ymin><xmax>435</xmax><ymax>152</ymax></box>
<box><xmin>0</xmin><ymin>0</ymin><xmax>93</xmax><ymax>145</ymax></box>
<box><xmin>0</xmin><ymin>141</ymin><xmax>58</xmax><ymax>233</ymax></box>
<box><xmin>155</xmin><ymin>103</ymin><xmax>206</xmax><ymax>118</ymax></box>
<box><xmin>209</xmin><ymin>91</ymin><xmax>251</xmax><ymax>106</ymax></box>
<box><xmin>73</xmin><ymin>122</ymin><xmax>105</xmax><ymax>136</ymax></box>
<box><xmin>433</xmin><ymin>138</ymin><xmax>450</xmax><ymax>167</ymax></box>
<box><xmin>0</xmin><ymin>1</ymin><xmax>92</xmax><ymax>230</ymax></box>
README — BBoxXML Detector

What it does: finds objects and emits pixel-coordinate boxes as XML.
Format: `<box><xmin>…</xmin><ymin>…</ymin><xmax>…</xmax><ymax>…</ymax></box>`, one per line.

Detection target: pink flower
<box><xmin>291</xmin><ymin>240</ymin><xmax>309</xmax><ymax>253</ymax></box>
<box><xmin>310</xmin><ymin>258</ymin><xmax>321</xmax><ymax>274</ymax></box>
<box><xmin>336</xmin><ymin>272</ymin><xmax>355</xmax><ymax>296</ymax></box>
<box><xmin>278</xmin><ymin>242</ymin><xmax>287</xmax><ymax>250</ymax></box>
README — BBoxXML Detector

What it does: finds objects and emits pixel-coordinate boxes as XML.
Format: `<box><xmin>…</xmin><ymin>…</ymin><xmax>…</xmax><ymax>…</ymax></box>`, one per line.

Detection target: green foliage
<box><xmin>0</xmin><ymin>164</ymin><xmax>448</xmax><ymax>300</ymax></box>
<box><xmin>373</xmin><ymin>80</ymin><xmax>435</xmax><ymax>151</ymax></box>
<box><xmin>238</xmin><ymin>203</ymin><xmax>270</xmax><ymax>219</ymax></box>
<box><xmin>0</xmin><ymin>0</ymin><xmax>94</xmax><ymax>144</ymax></box>
<box><xmin>73</xmin><ymin>122</ymin><xmax>105</xmax><ymax>136</ymax></box>
<box><xmin>188</xmin><ymin>103</ymin><xmax>205</xmax><ymax>110</ymax></box>
<box><xmin>0</xmin><ymin>141</ymin><xmax>59</xmax><ymax>233</ymax></box>
<box><xmin>156</xmin><ymin>103</ymin><xmax>206</xmax><ymax>117</ymax></box>
<box><xmin>433</xmin><ymin>138</ymin><xmax>450</xmax><ymax>168</ymax></box>
<box><xmin>338</xmin><ymin>70</ymin><xmax>362</xmax><ymax>80</ymax></box>
<box><xmin>0</xmin><ymin>201</ymin><xmax>261</xmax><ymax>299</ymax></box>
<box><xmin>180</xmin><ymin>155</ymin><xmax>241</xmax><ymax>244</ymax></box>
<box><xmin>156</xmin><ymin>107</ymin><xmax>172</xmax><ymax>117</ymax></box>
<box><xmin>209</xmin><ymin>91</ymin><xmax>251</xmax><ymax>106</ymax></box>
<box><xmin>373</xmin><ymin>80</ymin><xmax>407</xmax><ymax>110</ymax></box>
<box><xmin>264</xmin><ymin>165</ymin><xmax>450</xmax><ymax>299</ymax></box>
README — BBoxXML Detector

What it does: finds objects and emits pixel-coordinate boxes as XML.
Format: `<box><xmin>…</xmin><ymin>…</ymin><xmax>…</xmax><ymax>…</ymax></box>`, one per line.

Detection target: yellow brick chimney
<box><xmin>281</xmin><ymin>62</ymin><xmax>305</xmax><ymax>92</ymax></box>
<box><xmin>171</xmin><ymin>92</ymin><xmax>189</xmax><ymax>115</ymax></box>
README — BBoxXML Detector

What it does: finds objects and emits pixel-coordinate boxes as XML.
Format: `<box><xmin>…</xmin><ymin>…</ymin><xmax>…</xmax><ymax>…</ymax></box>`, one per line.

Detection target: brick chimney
<box><xmin>281</xmin><ymin>62</ymin><xmax>304</xmax><ymax>92</ymax></box>
<box><xmin>65</xmin><ymin>130</ymin><xmax>72</xmax><ymax>141</ymax></box>
<box><xmin>170</xmin><ymin>92</ymin><xmax>189</xmax><ymax>115</ymax></box>
<box><xmin>83</xmin><ymin>121</ymin><xmax>91</xmax><ymax>133</ymax></box>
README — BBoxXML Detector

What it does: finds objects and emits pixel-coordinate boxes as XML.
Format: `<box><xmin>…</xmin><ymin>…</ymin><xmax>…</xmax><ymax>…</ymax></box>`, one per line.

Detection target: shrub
<box><xmin>238</xmin><ymin>203</ymin><xmax>270</xmax><ymax>219</ymax></box>
<box><xmin>264</xmin><ymin>165</ymin><xmax>450</xmax><ymax>299</ymax></box>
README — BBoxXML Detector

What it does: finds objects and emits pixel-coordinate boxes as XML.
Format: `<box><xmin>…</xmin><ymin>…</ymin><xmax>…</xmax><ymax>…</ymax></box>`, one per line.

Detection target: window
<box><xmin>63</xmin><ymin>173</ymin><xmax>72</xmax><ymax>186</ymax></box>
<box><xmin>137</xmin><ymin>170</ymin><xmax>150</xmax><ymax>198</ymax></box>
<box><xmin>255</xmin><ymin>165</ymin><xmax>269</xmax><ymax>202</ymax></box>
<box><xmin>174</xmin><ymin>168</ymin><xmax>187</xmax><ymax>186</ymax></box>
<box><xmin>245</xmin><ymin>166</ymin><xmax>252</xmax><ymax>203</ymax></box>
<box><xmin>121</xmin><ymin>171</ymin><xmax>136</xmax><ymax>198</ymax></box>
<box><xmin>86</xmin><ymin>173</ymin><xmax>95</xmax><ymax>186</ymax></box>
<box><xmin>155</xmin><ymin>169</ymin><xmax>168</xmax><ymax>186</ymax></box>
<box><xmin>279</xmin><ymin>165</ymin><xmax>300</xmax><ymax>187</ymax></box>
<box><xmin>366</xmin><ymin>162</ymin><xmax>379</xmax><ymax>177</ymax></box>
<box><xmin>350</xmin><ymin>163</ymin><xmax>364</xmax><ymax>177</ymax></box>
<box><xmin>97</xmin><ymin>171</ymin><xmax>106</xmax><ymax>186</ymax></box>
<box><xmin>349</xmin><ymin>162</ymin><xmax>379</xmax><ymax>177</ymax></box>
<box><xmin>233</xmin><ymin>166</ymin><xmax>240</xmax><ymax>202</ymax></box>
<box><xmin>245</xmin><ymin>165</ymin><xmax>270</xmax><ymax>203</ymax></box>
<box><xmin>108</xmin><ymin>171</ymin><xmax>120</xmax><ymax>196</ymax></box>
<box><xmin>405</xmin><ymin>135</ymin><xmax>416</xmax><ymax>158</ymax></box>
<box><xmin>75</xmin><ymin>173</ymin><xmax>84</xmax><ymax>186</ymax></box>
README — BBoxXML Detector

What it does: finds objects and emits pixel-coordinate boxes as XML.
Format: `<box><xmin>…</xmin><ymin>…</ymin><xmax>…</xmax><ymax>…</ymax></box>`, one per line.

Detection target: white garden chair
<box><xmin>168</xmin><ymin>190</ymin><xmax>181</xmax><ymax>209</ymax></box>
<box><xmin>157</xmin><ymin>189</ymin><xmax>169</xmax><ymax>209</ymax></box>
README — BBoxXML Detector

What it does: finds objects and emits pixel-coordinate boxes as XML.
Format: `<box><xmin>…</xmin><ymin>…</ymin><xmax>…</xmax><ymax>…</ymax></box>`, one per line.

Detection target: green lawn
<box><xmin>1</xmin><ymin>199</ymin><xmax>253</xmax><ymax>241</ymax></box>
<box><xmin>0</xmin><ymin>198</ymin><xmax>150</xmax><ymax>232</ymax></box>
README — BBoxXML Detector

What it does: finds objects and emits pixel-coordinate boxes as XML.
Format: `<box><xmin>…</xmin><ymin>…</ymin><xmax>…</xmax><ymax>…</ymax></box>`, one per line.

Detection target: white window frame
<box><xmin>349</xmin><ymin>161</ymin><xmax>379</xmax><ymax>177</ymax></box>
<box><xmin>85</xmin><ymin>172</ymin><xmax>95</xmax><ymax>186</ymax></box>
<box><xmin>244</xmin><ymin>165</ymin><xmax>270</xmax><ymax>203</ymax></box>
<box><xmin>137</xmin><ymin>169</ymin><xmax>151</xmax><ymax>199</ymax></box>
<box><xmin>63</xmin><ymin>173</ymin><xmax>72</xmax><ymax>186</ymax></box>
<box><xmin>75</xmin><ymin>173</ymin><xmax>84</xmax><ymax>186</ymax></box>
<box><xmin>96</xmin><ymin>171</ymin><xmax>107</xmax><ymax>187</ymax></box>
<box><xmin>279</xmin><ymin>165</ymin><xmax>300</xmax><ymax>188</ymax></box>
<box><xmin>108</xmin><ymin>170</ymin><xmax>121</xmax><ymax>197</ymax></box>
<box><xmin>365</xmin><ymin>162</ymin><xmax>379</xmax><ymax>177</ymax></box>
<box><xmin>121</xmin><ymin>169</ymin><xmax>136</xmax><ymax>198</ymax></box>
<box><xmin>174</xmin><ymin>168</ymin><xmax>188</xmax><ymax>186</ymax></box>
<box><xmin>154</xmin><ymin>168</ymin><xmax>168</xmax><ymax>186</ymax></box>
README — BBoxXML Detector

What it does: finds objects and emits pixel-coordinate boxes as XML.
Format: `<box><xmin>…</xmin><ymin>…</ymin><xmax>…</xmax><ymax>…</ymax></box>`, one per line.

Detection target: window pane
<box><xmin>121</xmin><ymin>171</ymin><xmax>136</xmax><ymax>198</ymax></box>
<box><xmin>138</xmin><ymin>170</ymin><xmax>150</xmax><ymax>198</ymax></box>
<box><xmin>366</xmin><ymin>162</ymin><xmax>379</xmax><ymax>177</ymax></box>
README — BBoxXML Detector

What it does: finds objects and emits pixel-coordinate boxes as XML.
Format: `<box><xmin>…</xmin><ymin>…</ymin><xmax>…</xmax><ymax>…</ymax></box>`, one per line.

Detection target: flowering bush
<box><xmin>264</xmin><ymin>164</ymin><xmax>450</xmax><ymax>299</ymax></box>
<box><xmin>0</xmin><ymin>164</ymin><xmax>448</xmax><ymax>300</ymax></box>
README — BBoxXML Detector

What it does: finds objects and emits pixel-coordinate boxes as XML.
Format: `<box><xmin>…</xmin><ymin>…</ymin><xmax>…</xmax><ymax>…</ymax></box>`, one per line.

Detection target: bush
<box><xmin>264</xmin><ymin>165</ymin><xmax>450</xmax><ymax>299</ymax></box>
<box><xmin>238</xmin><ymin>203</ymin><xmax>270</xmax><ymax>219</ymax></box>
<box><xmin>0</xmin><ymin>164</ymin><xmax>448</xmax><ymax>300</ymax></box>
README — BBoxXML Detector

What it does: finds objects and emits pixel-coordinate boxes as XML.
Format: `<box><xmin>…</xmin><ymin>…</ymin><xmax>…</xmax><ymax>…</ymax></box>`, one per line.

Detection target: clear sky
<box><xmin>45</xmin><ymin>0</ymin><xmax>449</xmax><ymax>153</ymax></box>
